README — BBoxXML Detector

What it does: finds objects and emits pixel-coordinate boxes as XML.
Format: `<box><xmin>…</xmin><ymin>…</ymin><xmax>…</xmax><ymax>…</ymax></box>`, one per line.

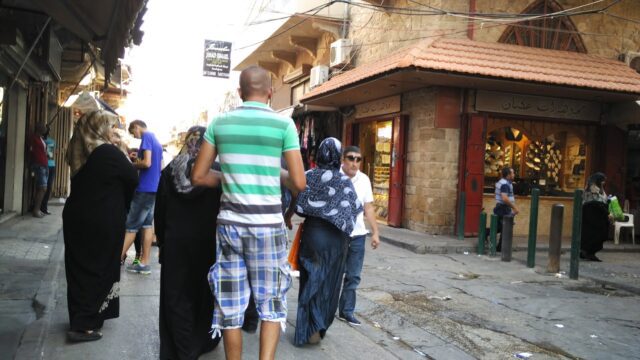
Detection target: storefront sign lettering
<box><xmin>355</xmin><ymin>95</ymin><xmax>401</xmax><ymax>119</ymax></box>
<box><xmin>476</xmin><ymin>90</ymin><xmax>600</xmax><ymax>121</ymax></box>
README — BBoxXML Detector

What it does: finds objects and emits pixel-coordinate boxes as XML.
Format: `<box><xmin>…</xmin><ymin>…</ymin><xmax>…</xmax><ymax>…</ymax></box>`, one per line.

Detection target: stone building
<box><xmin>238</xmin><ymin>0</ymin><xmax>640</xmax><ymax>238</ymax></box>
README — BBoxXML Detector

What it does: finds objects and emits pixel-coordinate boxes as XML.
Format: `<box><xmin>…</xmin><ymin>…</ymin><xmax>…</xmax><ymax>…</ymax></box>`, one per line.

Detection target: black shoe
<box><xmin>580</xmin><ymin>251</ymin><xmax>590</xmax><ymax>260</ymax></box>
<box><xmin>67</xmin><ymin>330</ymin><xmax>102</xmax><ymax>342</ymax></box>
<box><xmin>588</xmin><ymin>254</ymin><xmax>602</xmax><ymax>262</ymax></box>
<box><xmin>41</xmin><ymin>210</ymin><xmax>52</xmax><ymax>215</ymax></box>
<box><xmin>337</xmin><ymin>313</ymin><xmax>361</xmax><ymax>326</ymax></box>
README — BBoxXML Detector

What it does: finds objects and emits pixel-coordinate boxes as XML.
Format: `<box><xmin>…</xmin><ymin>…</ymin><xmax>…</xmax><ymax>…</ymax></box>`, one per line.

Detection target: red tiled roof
<box><xmin>301</xmin><ymin>38</ymin><xmax>640</xmax><ymax>101</ymax></box>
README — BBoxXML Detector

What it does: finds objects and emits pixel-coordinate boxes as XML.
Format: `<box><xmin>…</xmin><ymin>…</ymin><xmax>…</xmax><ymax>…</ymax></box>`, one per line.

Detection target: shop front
<box><xmin>464</xmin><ymin>90</ymin><xmax>617</xmax><ymax>237</ymax></box>
<box><xmin>346</xmin><ymin>96</ymin><xmax>406</xmax><ymax>227</ymax></box>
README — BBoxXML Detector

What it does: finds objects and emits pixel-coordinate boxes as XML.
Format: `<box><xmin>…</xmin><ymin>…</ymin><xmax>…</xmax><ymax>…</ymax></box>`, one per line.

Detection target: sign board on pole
<box><xmin>203</xmin><ymin>40</ymin><xmax>232</xmax><ymax>78</ymax></box>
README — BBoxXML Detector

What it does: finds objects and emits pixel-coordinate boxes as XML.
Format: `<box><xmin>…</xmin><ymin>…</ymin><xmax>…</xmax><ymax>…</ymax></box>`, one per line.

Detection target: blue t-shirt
<box><xmin>137</xmin><ymin>131</ymin><xmax>163</xmax><ymax>193</ymax></box>
<box><xmin>494</xmin><ymin>178</ymin><xmax>515</xmax><ymax>216</ymax></box>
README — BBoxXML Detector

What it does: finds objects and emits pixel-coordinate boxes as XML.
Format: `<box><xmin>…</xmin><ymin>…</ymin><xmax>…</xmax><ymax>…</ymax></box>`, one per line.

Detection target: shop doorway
<box><xmin>351</xmin><ymin>116</ymin><xmax>406</xmax><ymax>227</ymax></box>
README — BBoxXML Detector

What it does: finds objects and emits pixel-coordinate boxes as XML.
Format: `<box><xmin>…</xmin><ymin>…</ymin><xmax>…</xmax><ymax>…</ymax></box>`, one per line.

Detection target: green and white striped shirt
<box><xmin>204</xmin><ymin>101</ymin><xmax>299</xmax><ymax>227</ymax></box>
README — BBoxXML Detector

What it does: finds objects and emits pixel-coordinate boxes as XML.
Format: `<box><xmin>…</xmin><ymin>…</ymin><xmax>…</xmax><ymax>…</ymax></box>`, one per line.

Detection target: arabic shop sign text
<box><xmin>203</xmin><ymin>40</ymin><xmax>231</xmax><ymax>78</ymax></box>
<box><xmin>475</xmin><ymin>90</ymin><xmax>601</xmax><ymax>122</ymax></box>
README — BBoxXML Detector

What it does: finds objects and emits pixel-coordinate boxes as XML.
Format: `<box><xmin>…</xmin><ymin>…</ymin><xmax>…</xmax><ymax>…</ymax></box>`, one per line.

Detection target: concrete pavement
<box><xmin>3</xmin><ymin>210</ymin><xmax>640</xmax><ymax>359</ymax></box>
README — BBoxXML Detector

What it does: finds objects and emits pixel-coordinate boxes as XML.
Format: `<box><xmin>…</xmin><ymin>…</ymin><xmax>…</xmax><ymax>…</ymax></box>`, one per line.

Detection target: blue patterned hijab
<box><xmin>295</xmin><ymin>137</ymin><xmax>362</xmax><ymax>235</ymax></box>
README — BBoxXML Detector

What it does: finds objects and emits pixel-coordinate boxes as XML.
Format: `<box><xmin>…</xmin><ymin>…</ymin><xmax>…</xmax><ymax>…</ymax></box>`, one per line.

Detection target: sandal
<box><xmin>67</xmin><ymin>330</ymin><xmax>102</xmax><ymax>342</ymax></box>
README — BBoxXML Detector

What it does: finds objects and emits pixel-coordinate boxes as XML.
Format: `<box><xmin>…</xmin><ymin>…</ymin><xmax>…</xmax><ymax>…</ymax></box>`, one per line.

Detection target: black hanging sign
<box><xmin>203</xmin><ymin>40</ymin><xmax>232</xmax><ymax>78</ymax></box>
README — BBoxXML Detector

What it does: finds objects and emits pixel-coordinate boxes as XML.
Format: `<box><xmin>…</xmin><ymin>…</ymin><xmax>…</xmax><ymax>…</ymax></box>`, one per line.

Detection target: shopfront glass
<box><xmin>484</xmin><ymin>126</ymin><xmax>588</xmax><ymax>197</ymax></box>
<box><xmin>357</xmin><ymin>120</ymin><xmax>393</xmax><ymax>222</ymax></box>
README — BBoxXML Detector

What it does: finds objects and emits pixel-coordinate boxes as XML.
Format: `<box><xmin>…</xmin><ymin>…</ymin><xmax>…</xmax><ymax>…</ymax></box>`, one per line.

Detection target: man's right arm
<box><xmin>282</xmin><ymin>150</ymin><xmax>306</xmax><ymax>193</ymax></box>
<box><xmin>191</xmin><ymin>141</ymin><xmax>221</xmax><ymax>188</ymax></box>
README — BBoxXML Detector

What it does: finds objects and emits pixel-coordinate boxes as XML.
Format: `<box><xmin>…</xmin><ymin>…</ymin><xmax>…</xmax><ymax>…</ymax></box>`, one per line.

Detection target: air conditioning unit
<box><xmin>310</xmin><ymin>65</ymin><xmax>329</xmax><ymax>89</ymax></box>
<box><xmin>330</xmin><ymin>39</ymin><xmax>353</xmax><ymax>68</ymax></box>
<box><xmin>621</xmin><ymin>51</ymin><xmax>640</xmax><ymax>72</ymax></box>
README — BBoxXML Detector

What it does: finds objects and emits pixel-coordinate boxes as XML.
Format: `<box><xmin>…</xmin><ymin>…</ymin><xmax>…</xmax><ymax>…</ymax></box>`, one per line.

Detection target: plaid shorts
<box><xmin>208</xmin><ymin>224</ymin><xmax>291</xmax><ymax>334</ymax></box>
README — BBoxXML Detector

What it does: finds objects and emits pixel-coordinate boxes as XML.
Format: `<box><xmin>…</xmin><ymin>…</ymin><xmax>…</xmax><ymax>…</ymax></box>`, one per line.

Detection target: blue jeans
<box><xmin>339</xmin><ymin>235</ymin><xmax>366</xmax><ymax>316</ymax></box>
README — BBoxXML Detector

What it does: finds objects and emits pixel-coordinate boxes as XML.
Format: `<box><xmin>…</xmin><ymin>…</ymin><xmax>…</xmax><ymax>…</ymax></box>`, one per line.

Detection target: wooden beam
<box><xmin>258</xmin><ymin>61</ymin><xmax>281</xmax><ymax>76</ymax></box>
<box><xmin>271</xmin><ymin>51</ymin><xmax>297</xmax><ymax>68</ymax></box>
<box><xmin>289</xmin><ymin>36</ymin><xmax>317</xmax><ymax>59</ymax></box>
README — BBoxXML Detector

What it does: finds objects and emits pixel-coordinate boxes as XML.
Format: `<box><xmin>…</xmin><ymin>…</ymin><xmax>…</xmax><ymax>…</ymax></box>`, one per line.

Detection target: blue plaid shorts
<box><xmin>208</xmin><ymin>224</ymin><xmax>291</xmax><ymax>334</ymax></box>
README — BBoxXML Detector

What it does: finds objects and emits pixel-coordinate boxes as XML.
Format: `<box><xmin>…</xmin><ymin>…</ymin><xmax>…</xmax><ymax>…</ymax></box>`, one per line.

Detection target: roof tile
<box><xmin>301</xmin><ymin>38</ymin><xmax>640</xmax><ymax>101</ymax></box>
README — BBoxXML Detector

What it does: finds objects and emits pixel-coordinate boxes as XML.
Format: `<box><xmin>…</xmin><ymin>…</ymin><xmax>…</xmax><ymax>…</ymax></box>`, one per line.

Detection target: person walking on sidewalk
<box><xmin>41</xmin><ymin>128</ymin><xmax>56</xmax><ymax>215</ymax></box>
<box><xmin>337</xmin><ymin>146</ymin><xmax>380</xmax><ymax>326</ymax></box>
<box><xmin>493</xmin><ymin>167</ymin><xmax>519</xmax><ymax>252</ymax></box>
<box><xmin>121</xmin><ymin>120</ymin><xmax>163</xmax><ymax>274</ymax></box>
<box><xmin>63</xmin><ymin>110</ymin><xmax>138</xmax><ymax>342</ymax></box>
<box><xmin>192</xmin><ymin>65</ymin><xmax>306</xmax><ymax>360</ymax></box>
<box><xmin>28</xmin><ymin>123</ymin><xmax>49</xmax><ymax>218</ymax></box>
<box><xmin>580</xmin><ymin>172</ymin><xmax>610</xmax><ymax>262</ymax></box>
<box><xmin>286</xmin><ymin>137</ymin><xmax>363</xmax><ymax>346</ymax></box>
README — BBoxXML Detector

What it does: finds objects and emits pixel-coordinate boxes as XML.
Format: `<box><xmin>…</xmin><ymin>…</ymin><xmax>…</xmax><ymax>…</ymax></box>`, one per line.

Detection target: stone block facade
<box><xmin>402</xmin><ymin>88</ymin><xmax>459</xmax><ymax>234</ymax></box>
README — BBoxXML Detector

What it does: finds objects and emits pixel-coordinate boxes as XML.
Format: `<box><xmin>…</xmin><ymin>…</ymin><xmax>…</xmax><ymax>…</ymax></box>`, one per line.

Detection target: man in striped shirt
<box><xmin>192</xmin><ymin>65</ymin><xmax>305</xmax><ymax>360</ymax></box>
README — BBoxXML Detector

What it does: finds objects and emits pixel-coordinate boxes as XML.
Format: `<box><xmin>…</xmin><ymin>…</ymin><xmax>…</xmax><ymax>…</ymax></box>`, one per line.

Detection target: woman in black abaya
<box><xmin>155</xmin><ymin>126</ymin><xmax>222</xmax><ymax>359</ymax></box>
<box><xmin>63</xmin><ymin>110</ymin><xmax>138</xmax><ymax>342</ymax></box>
<box><xmin>581</xmin><ymin>172</ymin><xmax>611</xmax><ymax>262</ymax></box>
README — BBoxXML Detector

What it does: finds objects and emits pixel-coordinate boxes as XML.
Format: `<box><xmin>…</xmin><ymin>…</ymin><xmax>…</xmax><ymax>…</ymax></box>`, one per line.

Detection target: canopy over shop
<box><xmin>302</xmin><ymin>37</ymin><xmax>640</xmax><ymax>236</ymax></box>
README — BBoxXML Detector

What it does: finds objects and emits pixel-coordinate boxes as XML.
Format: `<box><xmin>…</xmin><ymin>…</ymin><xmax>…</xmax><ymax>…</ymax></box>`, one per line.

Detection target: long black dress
<box><xmin>63</xmin><ymin>144</ymin><xmax>138</xmax><ymax>331</ymax></box>
<box><xmin>581</xmin><ymin>201</ymin><xmax>609</xmax><ymax>256</ymax></box>
<box><xmin>155</xmin><ymin>162</ymin><xmax>222</xmax><ymax>360</ymax></box>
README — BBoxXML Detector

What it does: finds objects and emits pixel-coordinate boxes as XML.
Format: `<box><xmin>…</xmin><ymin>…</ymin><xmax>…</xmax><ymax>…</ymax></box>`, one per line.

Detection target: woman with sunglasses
<box><xmin>286</xmin><ymin>137</ymin><xmax>363</xmax><ymax>346</ymax></box>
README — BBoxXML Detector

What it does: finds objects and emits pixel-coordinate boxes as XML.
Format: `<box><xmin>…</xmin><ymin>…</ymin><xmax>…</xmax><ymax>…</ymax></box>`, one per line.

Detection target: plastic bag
<box><xmin>288</xmin><ymin>223</ymin><xmax>304</xmax><ymax>271</ymax></box>
<box><xmin>609</xmin><ymin>196</ymin><xmax>624</xmax><ymax>221</ymax></box>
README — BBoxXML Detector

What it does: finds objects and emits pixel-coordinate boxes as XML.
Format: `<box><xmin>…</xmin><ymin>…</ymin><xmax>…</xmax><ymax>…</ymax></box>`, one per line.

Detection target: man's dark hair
<box><xmin>239</xmin><ymin>65</ymin><xmax>271</xmax><ymax>99</ymax></box>
<box><xmin>128</xmin><ymin>120</ymin><xmax>147</xmax><ymax>132</ymax></box>
<box><xmin>501</xmin><ymin>167</ymin><xmax>513</xmax><ymax>178</ymax></box>
<box><xmin>343</xmin><ymin>145</ymin><xmax>361</xmax><ymax>156</ymax></box>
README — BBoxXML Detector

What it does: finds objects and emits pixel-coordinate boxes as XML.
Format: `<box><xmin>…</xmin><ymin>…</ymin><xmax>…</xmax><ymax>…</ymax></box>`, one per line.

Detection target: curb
<box><xmin>14</xmin><ymin>229</ymin><xmax>65</xmax><ymax>360</ymax></box>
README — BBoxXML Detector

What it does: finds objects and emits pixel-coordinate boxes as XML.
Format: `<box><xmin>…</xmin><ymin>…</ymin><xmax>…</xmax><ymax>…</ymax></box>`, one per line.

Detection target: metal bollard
<box><xmin>547</xmin><ymin>204</ymin><xmax>564</xmax><ymax>273</ymax></box>
<box><xmin>489</xmin><ymin>214</ymin><xmax>498</xmax><ymax>256</ymax></box>
<box><xmin>527</xmin><ymin>188</ymin><xmax>540</xmax><ymax>268</ymax></box>
<box><xmin>501</xmin><ymin>216</ymin><xmax>514</xmax><ymax>262</ymax></box>
<box><xmin>477</xmin><ymin>212</ymin><xmax>487</xmax><ymax>255</ymax></box>
<box><xmin>569</xmin><ymin>189</ymin><xmax>584</xmax><ymax>280</ymax></box>
<box><xmin>458</xmin><ymin>192</ymin><xmax>466</xmax><ymax>240</ymax></box>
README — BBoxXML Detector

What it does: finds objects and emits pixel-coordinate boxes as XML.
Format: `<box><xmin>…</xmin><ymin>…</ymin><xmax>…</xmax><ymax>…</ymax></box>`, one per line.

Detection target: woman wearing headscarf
<box><xmin>155</xmin><ymin>126</ymin><xmax>222</xmax><ymax>359</ymax></box>
<box><xmin>287</xmin><ymin>137</ymin><xmax>362</xmax><ymax>346</ymax></box>
<box><xmin>63</xmin><ymin>110</ymin><xmax>138</xmax><ymax>342</ymax></box>
<box><xmin>581</xmin><ymin>172</ymin><xmax>611</xmax><ymax>262</ymax></box>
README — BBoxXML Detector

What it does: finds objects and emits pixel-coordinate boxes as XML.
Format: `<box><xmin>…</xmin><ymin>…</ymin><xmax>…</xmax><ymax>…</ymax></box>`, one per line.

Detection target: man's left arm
<box><xmin>364</xmin><ymin>202</ymin><xmax>380</xmax><ymax>249</ymax></box>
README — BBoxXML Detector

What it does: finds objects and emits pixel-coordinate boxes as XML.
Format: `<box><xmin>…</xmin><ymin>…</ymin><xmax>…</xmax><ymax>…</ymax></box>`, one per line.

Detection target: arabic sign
<box><xmin>475</xmin><ymin>90</ymin><xmax>601</xmax><ymax>122</ymax></box>
<box><xmin>203</xmin><ymin>40</ymin><xmax>231</xmax><ymax>78</ymax></box>
<box><xmin>355</xmin><ymin>95</ymin><xmax>401</xmax><ymax>119</ymax></box>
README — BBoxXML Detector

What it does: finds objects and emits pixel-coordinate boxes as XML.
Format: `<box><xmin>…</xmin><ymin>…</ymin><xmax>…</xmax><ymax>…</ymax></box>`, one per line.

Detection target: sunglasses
<box><xmin>345</xmin><ymin>155</ymin><xmax>362</xmax><ymax>163</ymax></box>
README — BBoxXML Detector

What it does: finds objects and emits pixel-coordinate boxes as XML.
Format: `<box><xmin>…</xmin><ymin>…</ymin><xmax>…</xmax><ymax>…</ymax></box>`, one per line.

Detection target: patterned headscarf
<box><xmin>295</xmin><ymin>137</ymin><xmax>362</xmax><ymax>235</ymax></box>
<box><xmin>66</xmin><ymin>110</ymin><xmax>119</xmax><ymax>176</ymax></box>
<box><xmin>171</xmin><ymin>126</ymin><xmax>207</xmax><ymax>193</ymax></box>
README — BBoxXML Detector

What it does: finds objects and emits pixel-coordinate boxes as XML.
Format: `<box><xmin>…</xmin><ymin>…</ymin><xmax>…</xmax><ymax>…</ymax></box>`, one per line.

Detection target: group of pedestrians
<box><xmin>59</xmin><ymin>65</ymin><xmax>380</xmax><ymax>359</ymax></box>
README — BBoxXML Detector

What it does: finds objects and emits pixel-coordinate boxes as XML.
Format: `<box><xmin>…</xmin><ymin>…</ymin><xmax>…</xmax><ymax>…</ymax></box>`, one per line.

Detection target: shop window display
<box><xmin>372</xmin><ymin>121</ymin><xmax>392</xmax><ymax>221</ymax></box>
<box><xmin>484</xmin><ymin>127</ymin><xmax>587</xmax><ymax>196</ymax></box>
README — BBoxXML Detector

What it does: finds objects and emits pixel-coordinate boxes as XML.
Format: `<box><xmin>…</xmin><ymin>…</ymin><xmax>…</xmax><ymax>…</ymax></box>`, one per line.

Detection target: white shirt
<box><xmin>341</xmin><ymin>169</ymin><xmax>374</xmax><ymax>237</ymax></box>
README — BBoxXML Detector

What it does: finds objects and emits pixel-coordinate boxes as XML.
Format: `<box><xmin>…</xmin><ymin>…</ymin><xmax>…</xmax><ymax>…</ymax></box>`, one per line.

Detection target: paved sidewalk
<box><xmin>0</xmin><ymin>205</ymin><xmax>63</xmax><ymax>360</ymax></box>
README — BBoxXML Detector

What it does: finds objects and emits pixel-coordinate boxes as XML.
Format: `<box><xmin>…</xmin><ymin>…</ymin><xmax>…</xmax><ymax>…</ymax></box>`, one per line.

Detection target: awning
<box><xmin>301</xmin><ymin>38</ymin><xmax>640</xmax><ymax>107</ymax></box>
<box><xmin>3</xmin><ymin>0</ymin><xmax>147</xmax><ymax>82</ymax></box>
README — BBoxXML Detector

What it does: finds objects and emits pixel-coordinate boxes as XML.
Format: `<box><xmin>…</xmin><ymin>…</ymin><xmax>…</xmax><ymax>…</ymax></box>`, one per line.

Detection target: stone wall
<box><xmin>348</xmin><ymin>1</ymin><xmax>640</xmax><ymax>65</ymax></box>
<box><xmin>402</xmin><ymin>87</ymin><xmax>460</xmax><ymax>234</ymax></box>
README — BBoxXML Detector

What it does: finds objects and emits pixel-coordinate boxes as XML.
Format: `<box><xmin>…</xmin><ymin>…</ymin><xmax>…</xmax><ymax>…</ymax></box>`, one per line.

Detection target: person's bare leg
<box><xmin>140</xmin><ymin>227</ymin><xmax>153</xmax><ymax>265</ymax></box>
<box><xmin>121</xmin><ymin>232</ymin><xmax>137</xmax><ymax>260</ymax></box>
<box><xmin>223</xmin><ymin>328</ymin><xmax>242</xmax><ymax>360</ymax></box>
<box><xmin>259</xmin><ymin>321</ymin><xmax>281</xmax><ymax>360</ymax></box>
<box><xmin>32</xmin><ymin>187</ymin><xmax>46</xmax><ymax>217</ymax></box>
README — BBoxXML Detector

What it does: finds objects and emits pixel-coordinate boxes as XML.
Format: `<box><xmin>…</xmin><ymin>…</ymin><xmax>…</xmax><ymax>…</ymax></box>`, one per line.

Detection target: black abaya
<box><xmin>155</xmin><ymin>163</ymin><xmax>222</xmax><ymax>360</ymax></box>
<box><xmin>63</xmin><ymin>144</ymin><xmax>138</xmax><ymax>331</ymax></box>
<box><xmin>581</xmin><ymin>201</ymin><xmax>609</xmax><ymax>256</ymax></box>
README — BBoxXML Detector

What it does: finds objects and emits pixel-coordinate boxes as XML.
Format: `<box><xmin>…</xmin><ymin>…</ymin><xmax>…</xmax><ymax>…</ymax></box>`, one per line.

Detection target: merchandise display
<box><xmin>372</xmin><ymin>122</ymin><xmax>392</xmax><ymax>221</ymax></box>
